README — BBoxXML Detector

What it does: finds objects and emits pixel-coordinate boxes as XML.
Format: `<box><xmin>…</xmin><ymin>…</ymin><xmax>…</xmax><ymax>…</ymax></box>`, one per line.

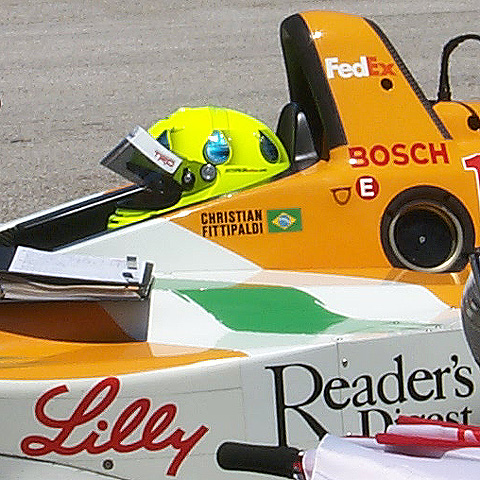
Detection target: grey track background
<box><xmin>1</xmin><ymin>1</ymin><xmax>479</xmax><ymax>222</ymax></box>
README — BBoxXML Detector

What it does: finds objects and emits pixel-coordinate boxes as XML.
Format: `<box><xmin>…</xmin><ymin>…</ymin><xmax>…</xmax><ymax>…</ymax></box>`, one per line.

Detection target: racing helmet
<box><xmin>108</xmin><ymin>106</ymin><xmax>290</xmax><ymax>228</ymax></box>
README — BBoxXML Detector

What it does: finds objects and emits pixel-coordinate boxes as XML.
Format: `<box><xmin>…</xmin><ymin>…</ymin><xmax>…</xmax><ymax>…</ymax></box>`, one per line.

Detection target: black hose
<box><xmin>217</xmin><ymin>442</ymin><xmax>301</xmax><ymax>478</ymax></box>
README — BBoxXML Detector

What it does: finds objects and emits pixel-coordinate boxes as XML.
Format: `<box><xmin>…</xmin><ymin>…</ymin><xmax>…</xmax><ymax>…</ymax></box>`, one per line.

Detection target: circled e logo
<box><xmin>356</xmin><ymin>176</ymin><xmax>379</xmax><ymax>200</ymax></box>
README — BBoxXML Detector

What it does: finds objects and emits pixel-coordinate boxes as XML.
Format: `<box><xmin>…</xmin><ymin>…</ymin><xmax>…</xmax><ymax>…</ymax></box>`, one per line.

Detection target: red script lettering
<box><xmin>349</xmin><ymin>142</ymin><xmax>449</xmax><ymax>167</ymax></box>
<box><xmin>20</xmin><ymin>377</ymin><xmax>209</xmax><ymax>476</ymax></box>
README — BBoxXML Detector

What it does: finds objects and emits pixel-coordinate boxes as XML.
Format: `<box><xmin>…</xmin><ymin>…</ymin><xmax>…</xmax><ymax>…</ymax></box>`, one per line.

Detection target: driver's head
<box><xmin>148</xmin><ymin>106</ymin><xmax>290</xmax><ymax>200</ymax></box>
<box><xmin>108</xmin><ymin>106</ymin><xmax>290</xmax><ymax>229</ymax></box>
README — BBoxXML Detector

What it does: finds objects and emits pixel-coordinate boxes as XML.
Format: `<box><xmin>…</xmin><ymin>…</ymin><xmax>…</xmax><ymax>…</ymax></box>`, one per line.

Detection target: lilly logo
<box><xmin>325</xmin><ymin>56</ymin><xmax>395</xmax><ymax>79</ymax></box>
<box><xmin>20</xmin><ymin>377</ymin><xmax>209</xmax><ymax>476</ymax></box>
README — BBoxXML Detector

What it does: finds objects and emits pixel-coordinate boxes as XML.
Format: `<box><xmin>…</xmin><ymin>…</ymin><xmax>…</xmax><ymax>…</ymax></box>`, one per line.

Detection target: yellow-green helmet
<box><xmin>108</xmin><ymin>106</ymin><xmax>290</xmax><ymax>228</ymax></box>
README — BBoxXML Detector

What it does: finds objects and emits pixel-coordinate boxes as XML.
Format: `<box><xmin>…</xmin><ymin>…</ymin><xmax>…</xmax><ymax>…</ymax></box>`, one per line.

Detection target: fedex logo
<box><xmin>325</xmin><ymin>56</ymin><xmax>395</xmax><ymax>79</ymax></box>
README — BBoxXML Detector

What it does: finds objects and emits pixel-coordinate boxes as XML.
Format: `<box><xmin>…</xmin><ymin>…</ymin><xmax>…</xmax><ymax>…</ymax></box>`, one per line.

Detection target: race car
<box><xmin>0</xmin><ymin>10</ymin><xmax>478</xmax><ymax>480</ymax></box>
<box><xmin>1</xmin><ymin>13</ymin><xmax>479</xmax><ymax>309</ymax></box>
<box><xmin>2</xmin><ymin>12</ymin><xmax>480</xmax><ymax>295</ymax></box>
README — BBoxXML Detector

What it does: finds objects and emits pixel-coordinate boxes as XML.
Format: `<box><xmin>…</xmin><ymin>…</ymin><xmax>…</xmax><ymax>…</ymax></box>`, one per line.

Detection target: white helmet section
<box><xmin>58</xmin><ymin>215</ymin><xmax>259</xmax><ymax>275</ymax></box>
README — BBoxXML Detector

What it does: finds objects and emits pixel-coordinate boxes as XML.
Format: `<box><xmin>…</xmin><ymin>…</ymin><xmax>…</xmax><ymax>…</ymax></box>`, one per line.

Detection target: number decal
<box><xmin>463</xmin><ymin>154</ymin><xmax>480</xmax><ymax>210</ymax></box>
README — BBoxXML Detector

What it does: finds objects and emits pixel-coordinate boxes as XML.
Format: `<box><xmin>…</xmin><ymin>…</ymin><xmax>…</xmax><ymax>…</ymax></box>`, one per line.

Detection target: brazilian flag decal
<box><xmin>267</xmin><ymin>208</ymin><xmax>302</xmax><ymax>233</ymax></box>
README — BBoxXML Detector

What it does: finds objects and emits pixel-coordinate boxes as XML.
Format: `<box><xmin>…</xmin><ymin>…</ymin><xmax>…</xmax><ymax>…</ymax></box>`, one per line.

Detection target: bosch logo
<box><xmin>349</xmin><ymin>143</ymin><xmax>449</xmax><ymax>168</ymax></box>
<box><xmin>325</xmin><ymin>56</ymin><xmax>395</xmax><ymax>79</ymax></box>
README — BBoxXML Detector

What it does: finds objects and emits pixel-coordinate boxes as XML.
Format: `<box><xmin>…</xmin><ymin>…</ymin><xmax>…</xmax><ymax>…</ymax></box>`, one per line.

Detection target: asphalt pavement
<box><xmin>1</xmin><ymin>0</ymin><xmax>479</xmax><ymax>222</ymax></box>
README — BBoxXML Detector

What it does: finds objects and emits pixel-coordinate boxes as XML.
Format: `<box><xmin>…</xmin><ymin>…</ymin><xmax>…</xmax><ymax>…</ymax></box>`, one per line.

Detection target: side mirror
<box><xmin>276</xmin><ymin>102</ymin><xmax>320</xmax><ymax>171</ymax></box>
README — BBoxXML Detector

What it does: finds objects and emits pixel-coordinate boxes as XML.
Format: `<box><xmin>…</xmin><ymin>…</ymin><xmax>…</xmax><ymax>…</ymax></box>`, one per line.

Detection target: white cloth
<box><xmin>306</xmin><ymin>434</ymin><xmax>480</xmax><ymax>480</ymax></box>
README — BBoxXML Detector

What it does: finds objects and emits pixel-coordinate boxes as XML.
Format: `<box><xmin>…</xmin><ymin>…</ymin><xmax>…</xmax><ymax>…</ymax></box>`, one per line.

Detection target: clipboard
<box><xmin>0</xmin><ymin>246</ymin><xmax>154</xmax><ymax>302</ymax></box>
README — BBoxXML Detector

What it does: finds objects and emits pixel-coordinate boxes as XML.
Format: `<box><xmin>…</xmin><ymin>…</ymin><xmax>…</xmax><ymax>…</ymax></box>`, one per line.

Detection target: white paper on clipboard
<box><xmin>8</xmin><ymin>246</ymin><xmax>147</xmax><ymax>285</ymax></box>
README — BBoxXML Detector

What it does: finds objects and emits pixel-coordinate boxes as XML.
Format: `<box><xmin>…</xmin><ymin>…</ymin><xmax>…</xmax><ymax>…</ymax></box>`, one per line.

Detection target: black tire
<box><xmin>380</xmin><ymin>187</ymin><xmax>474</xmax><ymax>272</ymax></box>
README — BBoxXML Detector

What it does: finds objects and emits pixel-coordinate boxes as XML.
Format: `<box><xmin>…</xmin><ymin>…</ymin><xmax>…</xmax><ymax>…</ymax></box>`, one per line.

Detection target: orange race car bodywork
<box><xmin>169</xmin><ymin>11</ymin><xmax>480</xmax><ymax>274</ymax></box>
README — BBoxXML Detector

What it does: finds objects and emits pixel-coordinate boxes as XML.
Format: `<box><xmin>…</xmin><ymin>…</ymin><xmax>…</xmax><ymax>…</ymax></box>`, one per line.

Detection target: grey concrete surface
<box><xmin>0</xmin><ymin>1</ymin><xmax>479</xmax><ymax>222</ymax></box>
